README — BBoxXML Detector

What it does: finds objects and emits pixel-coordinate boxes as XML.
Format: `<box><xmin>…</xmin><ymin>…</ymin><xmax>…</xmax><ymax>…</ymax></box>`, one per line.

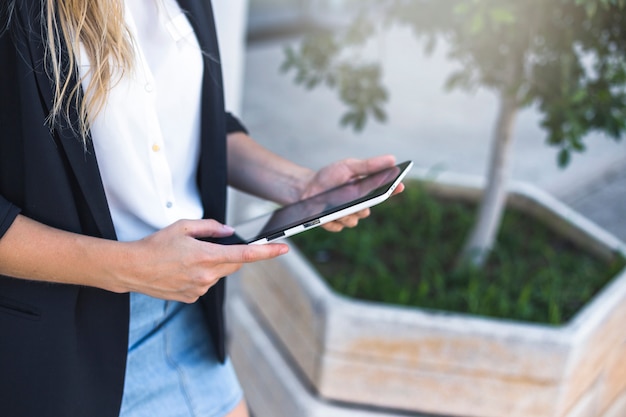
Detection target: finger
<box><xmin>173</xmin><ymin>263</ymin><xmax>247</xmax><ymax>303</ymax></box>
<box><xmin>353</xmin><ymin>207</ymin><xmax>371</xmax><ymax>219</ymax></box>
<box><xmin>344</xmin><ymin>154</ymin><xmax>397</xmax><ymax>177</ymax></box>
<box><xmin>321</xmin><ymin>207</ymin><xmax>371</xmax><ymax>232</ymax></box>
<box><xmin>339</xmin><ymin>208</ymin><xmax>371</xmax><ymax>225</ymax></box>
<box><xmin>340</xmin><ymin>216</ymin><xmax>360</xmax><ymax>228</ymax></box>
<box><xmin>322</xmin><ymin>222</ymin><xmax>345</xmax><ymax>232</ymax></box>
<box><xmin>179</xmin><ymin>219</ymin><xmax>236</xmax><ymax>239</ymax></box>
<box><xmin>211</xmin><ymin>242</ymin><xmax>289</xmax><ymax>264</ymax></box>
<box><xmin>197</xmin><ymin>263</ymin><xmax>245</xmax><ymax>287</ymax></box>
<box><xmin>392</xmin><ymin>182</ymin><xmax>405</xmax><ymax>195</ymax></box>
<box><xmin>340</xmin><ymin>214</ymin><xmax>365</xmax><ymax>228</ymax></box>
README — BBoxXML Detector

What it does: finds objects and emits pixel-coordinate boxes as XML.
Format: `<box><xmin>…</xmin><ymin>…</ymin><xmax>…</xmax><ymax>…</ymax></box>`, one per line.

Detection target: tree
<box><xmin>282</xmin><ymin>0</ymin><xmax>626</xmax><ymax>267</ymax></box>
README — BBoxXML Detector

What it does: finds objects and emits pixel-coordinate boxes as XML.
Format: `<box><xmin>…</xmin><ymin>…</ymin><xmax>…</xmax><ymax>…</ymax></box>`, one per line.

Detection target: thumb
<box><xmin>182</xmin><ymin>219</ymin><xmax>236</xmax><ymax>240</ymax></box>
<box><xmin>347</xmin><ymin>155</ymin><xmax>396</xmax><ymax>177</ymax></box>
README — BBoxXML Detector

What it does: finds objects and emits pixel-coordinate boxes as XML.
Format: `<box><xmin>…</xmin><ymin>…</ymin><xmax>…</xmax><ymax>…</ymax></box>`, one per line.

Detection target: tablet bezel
<box><xmin>233</xmin><ymin>160</ymin><xmax>413</xmax><ymax>244</ymax></box>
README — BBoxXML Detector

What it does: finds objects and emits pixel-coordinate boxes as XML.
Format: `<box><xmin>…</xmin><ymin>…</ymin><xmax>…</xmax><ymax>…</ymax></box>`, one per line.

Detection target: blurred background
<box><xmin>219</xmin><ymin>2</ymin><xmax>626</xmax><ymax>416</ymax></box>
<box><xmin>224</xmin><ymin>0</ymin><xmax>626</xmax><ymax>242</ymax></box>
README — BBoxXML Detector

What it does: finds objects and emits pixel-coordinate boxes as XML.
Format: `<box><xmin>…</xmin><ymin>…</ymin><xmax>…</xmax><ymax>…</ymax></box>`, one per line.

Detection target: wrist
<box><xmin>82</xmin><ymin>237</ymin><xmax>139</xmax><ymax>294</ymax></box>
<box><xmin>284</xmin><ymin>167</ymin><xmax>316</xmax><ymax>204</ymax></box>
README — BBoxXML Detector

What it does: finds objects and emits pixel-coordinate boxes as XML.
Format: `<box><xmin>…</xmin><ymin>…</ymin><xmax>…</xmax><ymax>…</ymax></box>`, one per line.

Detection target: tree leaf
<box><xmin>557</xmin><ymin>148</ymin><xmax>571</xmax><ymax>167</ymax></box>
<box><xmin>489</xmin><ymin>8</ymin><xmax>516</xmax><ymax>24</ymax></box>
<box><xmin>445</xmin><ymin>70</ymin><xmax>472</xmax><ymax>91</ymax></box>
<box><xmin>372</xmin><ymin>105</ymin><xmax>387</xmax><ymax>122</ymax></box>
<box><xmin>470</xmin><ymin>13</ymin><xmax>484</xmax><ymax>34</ymax></box>
<box><xmin>585</xmin><ymin>1</ymin><xmax>598</xmax><ymax>16</ymax></box>
<box><xmin>340</xmin><ymin>112</ymin><xmax>358</xmax><ymax>128</ymax></box>
<box><xmin>571</xmin><ymin>89</ymin><xmax>587</xmax><ymax>104</ymax></box>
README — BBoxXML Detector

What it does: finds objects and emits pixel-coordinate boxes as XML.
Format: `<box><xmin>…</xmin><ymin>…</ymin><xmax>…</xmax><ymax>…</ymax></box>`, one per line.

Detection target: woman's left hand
<box><xmin>300</xmin><ymin>154</ymin><xmax>404</xmax><ymax>232</ymax></box>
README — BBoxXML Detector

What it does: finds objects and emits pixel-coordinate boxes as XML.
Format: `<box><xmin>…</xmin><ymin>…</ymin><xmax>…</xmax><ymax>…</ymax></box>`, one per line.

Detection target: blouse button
<box><xmin>152</xmin><ymin>144</ymin><xmax>161</xmax><ymax>152</ymax></box>
<box><xmin>166</xmin><ymin>201</ymin><xmax>173</xmax><ymax>209</ymax></box>
<box><xmin>145</xmin><ymin>83</ymin><xmax>154</xmax><ymax>93</ymax></box>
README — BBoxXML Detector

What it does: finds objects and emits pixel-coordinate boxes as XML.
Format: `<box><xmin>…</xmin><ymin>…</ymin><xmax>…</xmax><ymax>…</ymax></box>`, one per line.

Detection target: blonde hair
<box><xmin>44</xmin><ymin>0</ymin><xmax>134</xmax><ymax>141</ymax></box>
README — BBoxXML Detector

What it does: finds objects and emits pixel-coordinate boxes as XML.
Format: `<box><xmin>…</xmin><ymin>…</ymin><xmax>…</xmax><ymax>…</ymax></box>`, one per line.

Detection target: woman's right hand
<box><xmin>0</xmin><ymin>215</ymin><xmax>288</xmax><ymax>303</ymax></box>
<box><xmin>112</xmin><ymin>219</ymin><xmax>288</xmax><ymax>303</ymax></box>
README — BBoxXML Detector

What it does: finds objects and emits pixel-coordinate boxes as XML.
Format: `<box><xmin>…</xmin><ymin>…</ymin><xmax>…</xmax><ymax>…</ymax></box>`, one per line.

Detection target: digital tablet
<box><xmin>233</xmin><ymin>160</ymin><xmax>413</xmax><ymax>244</ymax></box>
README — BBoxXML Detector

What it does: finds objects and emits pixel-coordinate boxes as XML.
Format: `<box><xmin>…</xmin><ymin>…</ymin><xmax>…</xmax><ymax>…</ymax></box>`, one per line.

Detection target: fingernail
<box><xmin>222</xmin><ymin>224</ymin><xmax>235</xmax><ymax>233</ymax></box>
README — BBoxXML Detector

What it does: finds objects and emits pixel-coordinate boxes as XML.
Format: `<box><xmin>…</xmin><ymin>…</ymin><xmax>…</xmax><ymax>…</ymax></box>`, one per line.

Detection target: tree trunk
<box><xmin>459</xmin><ymin>90</ymin><xmax>519</xmax><ymax>268</ymax></box>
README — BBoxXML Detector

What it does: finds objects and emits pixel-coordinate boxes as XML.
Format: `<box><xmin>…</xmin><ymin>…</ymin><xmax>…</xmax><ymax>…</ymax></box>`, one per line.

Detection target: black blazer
<box><xmin>0</xmin><ymin>1</ymin><xmax>245</xmax><ymax>416</ymax></box>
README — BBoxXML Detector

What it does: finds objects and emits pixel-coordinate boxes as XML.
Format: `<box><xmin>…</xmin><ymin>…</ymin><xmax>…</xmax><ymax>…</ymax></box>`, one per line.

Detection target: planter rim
<box><xmin>283</xmin><ymin>174</ymin><xmax>626</xmax><ymax>345</ymax></box>
<box><xmin>285</xmin><ymin>243</ymin><xmax>573</xmax><ymax>345</ymax></box>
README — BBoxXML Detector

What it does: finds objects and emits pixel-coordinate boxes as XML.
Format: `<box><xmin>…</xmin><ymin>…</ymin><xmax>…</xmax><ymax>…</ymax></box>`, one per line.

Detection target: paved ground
<box><xmin>239</xmin><ymin>29</ymin><xmax>626</xmax><ymax>243</ymax></box>
<box><xmin>565</xmin><ymin>162</ymin><xmax>626</xmax><ymax>242</ymax></box>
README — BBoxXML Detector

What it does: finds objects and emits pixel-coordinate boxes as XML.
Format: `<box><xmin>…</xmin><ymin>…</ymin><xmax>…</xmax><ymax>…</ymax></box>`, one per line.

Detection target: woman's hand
<box><xmin>114</xmin><ymin>219</ymin><xmax>288</xmax><ymax>303</ymax></box>
<box><xmin>225</xmin><ymin>132</ymin><xmax>404</xmax><ymax>233</ymax></box>
<box><xmin>300</xmin><ymin>155</ymin><xmax>404</xmax><ymax>232</ymax></box>
<box><xmin>0</xmin><ymin>215</ymin><xmax>287</xmax><ymax>303</ymax></box>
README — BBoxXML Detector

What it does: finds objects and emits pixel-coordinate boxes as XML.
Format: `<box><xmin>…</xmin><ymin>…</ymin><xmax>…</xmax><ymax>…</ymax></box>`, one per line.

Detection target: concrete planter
<box><xmin>228</xmin><ymin>174</ymin><xmax>626</xmax><ymax>417</ymax></box>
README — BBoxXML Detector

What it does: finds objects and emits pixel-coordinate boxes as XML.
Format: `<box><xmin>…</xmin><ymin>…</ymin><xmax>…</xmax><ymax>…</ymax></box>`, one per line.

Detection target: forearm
<box><xmin>226</xmin><ymin>132</ymin><xmax>315</xmax><ymax>205</ymax></box>
<box><xmin>0</xmin><ymin>214</ymin><xmax>133</xmax><ymax>293</ymax></box>
<box><xmin>0</xmin><ymin>214</ymin><xmax>289</xmax><ymax>302</ymax></box>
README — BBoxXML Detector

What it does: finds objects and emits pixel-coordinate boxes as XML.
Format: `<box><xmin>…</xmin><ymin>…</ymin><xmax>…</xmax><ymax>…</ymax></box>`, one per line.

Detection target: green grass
<box><xmin>291</xmin><ymin>180</ymin><xmax>626</xmax><ymax>325</ymax></box>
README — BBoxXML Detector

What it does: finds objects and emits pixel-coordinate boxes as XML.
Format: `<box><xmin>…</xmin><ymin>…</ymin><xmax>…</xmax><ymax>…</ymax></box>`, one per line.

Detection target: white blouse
<box><xmin>78</xmin><ymin>5</ymin><xmax>245</xmax><ymax>415</ymax></box>
<box><xmin>79</xmin><ymin>0</ymin><xmax>204</xmax><ymax>243</ymax></box>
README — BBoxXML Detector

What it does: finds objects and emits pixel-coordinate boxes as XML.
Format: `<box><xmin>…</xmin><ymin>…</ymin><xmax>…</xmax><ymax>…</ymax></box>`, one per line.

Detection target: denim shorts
<box><xmin>119</xmin><ymin>294</ymin><xmax>243</xmax><ymax>417</ymax></box>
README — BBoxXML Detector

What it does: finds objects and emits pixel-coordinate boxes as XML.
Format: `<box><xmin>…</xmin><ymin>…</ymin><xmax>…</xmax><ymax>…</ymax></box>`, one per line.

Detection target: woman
<box><xmin>0</xmin><ymin>1</ymin><xmax>401</xmax><ymax>416</ymax></box>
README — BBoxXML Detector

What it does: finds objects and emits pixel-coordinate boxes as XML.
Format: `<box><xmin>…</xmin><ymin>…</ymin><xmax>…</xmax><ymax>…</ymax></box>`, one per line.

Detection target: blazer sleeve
<box><xmin>0</xmin><ymin>15</ymin><xmax>21</xmax><ymax>239</ymax></box>
<box><xmin>226</xmin><ymin>112</ymin><xmax>248</xmax><ymax>135</ymax></box>
<box><xmin>0</xmin><ymin>195</ymin><xmax>20</xmax><ymax>239</ymax></box>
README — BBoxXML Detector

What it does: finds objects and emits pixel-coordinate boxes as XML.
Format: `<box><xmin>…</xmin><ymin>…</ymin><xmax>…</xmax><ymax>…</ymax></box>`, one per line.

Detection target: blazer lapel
<box><xmin>54</xmin><ymin>125</ymin><xmax>118</xmax><ymax>240</ymax></box>
<box><xmin>176</xmin><ymin>0</ymin><xmax>229</xmax><ymax>223</ymax></box>
<box><xmin>176</xmin><ymin>0</ymin><xmax>230</xmax><ymax>363</ymax></box>
<box><xmin>20</xmin><ymin>8</ymin><xmax>116</xmax><ymax>240</ymax></box>
<box><xmin>176</xmin><ymin>0</ymin><xmax>215</xmax><ymax>49</ymax></box>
